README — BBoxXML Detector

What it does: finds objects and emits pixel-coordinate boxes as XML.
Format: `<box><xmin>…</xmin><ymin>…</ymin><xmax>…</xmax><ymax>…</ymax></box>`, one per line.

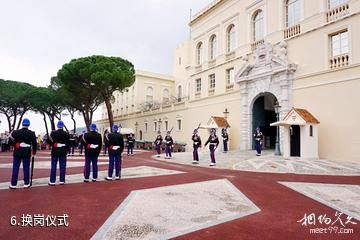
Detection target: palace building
<box><xmin>97</xmin><ymin>0</ymin><xmax>360</xmax><ymax>162</ymax></box>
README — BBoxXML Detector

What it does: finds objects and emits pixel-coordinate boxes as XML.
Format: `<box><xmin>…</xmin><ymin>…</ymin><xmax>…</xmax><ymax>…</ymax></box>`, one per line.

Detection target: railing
<box><xmin>195</xmin><ymin>64</ymin><xmax>202</xmax><ymax>72</ymax></box>
<box><xmin>251</xmin><ymin>39</ymin><xmax>264</xmax><ymax>51</ymax></box>
<box><xmin>284</xmin><ymin>24</ymin><xmax>301</xmax><ymax>39</ymax></box>
<box><xmin>329</xmin><ymin>54</ymin><xmax>349</xmax><ymax>69</ymax></box>
<box><xmin>225</xmin><ymin>51</ymin><xmax>235</xmax><ymax>61</ymax></box>
<box><xmin>226</xmin><ymin>84</ymin><xmax>234</xmax><ymax>91</ymax></box>
<box><xmin>327</xmin><ymin>3</ymin><xmax>350</xmax><ymax>22</ymax></box>
<box><xmin>208</xmin><ymin>59</ymin><xmax>216</xmax><ymax>68</ymax></box>
<box><xmin>208</xmin><ymin>88</ymin><xmax>215</xmax><ymax>96</ymax></box>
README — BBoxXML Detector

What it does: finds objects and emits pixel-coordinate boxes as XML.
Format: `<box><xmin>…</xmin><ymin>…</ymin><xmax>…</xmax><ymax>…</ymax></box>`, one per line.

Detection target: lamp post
<box><xmin>223</xmin><ymin>108</ymin><xmax>229</xmax><ymax>120</ymax></box>
<box><xmin>274</xmin><ymin>102</ymin><xmax>281</xmax><ymax>156</ymax></box>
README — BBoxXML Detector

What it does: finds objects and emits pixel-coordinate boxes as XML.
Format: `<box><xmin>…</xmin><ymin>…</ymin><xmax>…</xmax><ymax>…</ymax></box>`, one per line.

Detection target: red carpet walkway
<box><xmin>0</xmin><ymin>150</ymin><xmax>359</xmax><ymax>240</ymax></box>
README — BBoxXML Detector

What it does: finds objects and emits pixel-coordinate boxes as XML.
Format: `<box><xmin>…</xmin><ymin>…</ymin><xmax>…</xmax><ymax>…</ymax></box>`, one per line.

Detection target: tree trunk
<box><xmin>82</xmin><ymin>111</ymin><xmax>90</xmax><ymax>131</ymax></box>
<box><xmin>104</xmin><ymin>98</ymin><xmax>114</xmax><ymax>130</ymax></box>
<box><xmin>43</xmin><ymin>113</ymin><xmax>49</xmax><ymax>136</ymax></box>
<box><xmin>51</xmin><ymin>115</ymin><xmax>56</xmax><ymax>131</ymax></box>
<box><xmin>11</xmin><ymin>111</ymin><xmax>17</xmax><ymax>131</ymax></box>
<box><xmin>16</xmin><ymin>111</ymin><xmax>27</xmax><ymax>130</ymax></box>
<box><xmin>70</xmin><ymin>112</ymin><xmax>76</xmax><ymax>133</ymax></box>
<box><xmin>5</xmin><ymin>114</ymin><xmax>12</xmax><ymax>132</ymax></box>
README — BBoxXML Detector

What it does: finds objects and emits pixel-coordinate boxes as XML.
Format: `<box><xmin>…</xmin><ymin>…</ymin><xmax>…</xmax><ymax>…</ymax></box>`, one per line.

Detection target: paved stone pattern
<box><xmin>280</xmin><ymin>182</ymin><xmax>360</xmax><ymax>220</ymax></box>
<box><xmin>92</xmin><ymin>179</ymin><xmax>260</xmax><ymax>240</ymax></box>
<box><xmin>156</xmin><ymin>150</ymin><xmax>360</xmax><ymax>176</ymax></box>
<box><xmin>0</xmin><ymin>166</ymin><xmax>185</xmax><ymax>189</ymax></box>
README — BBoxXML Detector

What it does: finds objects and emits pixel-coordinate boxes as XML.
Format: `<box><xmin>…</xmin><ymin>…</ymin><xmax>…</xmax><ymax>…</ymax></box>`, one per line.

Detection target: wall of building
<box><xmin>97</xmin><ymin>0</ymin><xmax>360</xmax><ymax>162</ymax></box>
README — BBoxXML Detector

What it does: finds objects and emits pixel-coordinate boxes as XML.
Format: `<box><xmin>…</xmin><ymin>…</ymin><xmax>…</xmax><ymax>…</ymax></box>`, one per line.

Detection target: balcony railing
<box><xmin>225</xmin><ymin>51</ymin><xmax>235</xmax><ymax>61</ymax></box>
<box><xmin>226</xmin><ymin>84</ymin><xmax>234</xmax><ymax>91</ymax></box>
<box><xmin>327</xmin><ymin>3</ymin><xmax>350</xmax><ymax>22</ymax></box>
<box><xmin>251</xmin><ymin>39</ymin><xmax>264</xmax><ymax>51</ymax></box>
<box><xmin>329</xmin><ymin>54</ymin><xmax>349</xmax><ymax>69</ymax></box>
<box><xmin>284</xmin><ymin>24</ymin><xmax>301</xmax><ymax>39</ymax></box>
<box><xmin>208</xmin><ymin>59</ymin><xmax>216</xmax><ymax>68</ymax></box>
<box><xmin>195</xmin><ymin>64</ymin><xmax>202</xmax><ymax>72</ymax></box>
<box><xmin>208</xmin><ymin>88</ymin><xmax>215</xmax><ymax>96</ymax></box>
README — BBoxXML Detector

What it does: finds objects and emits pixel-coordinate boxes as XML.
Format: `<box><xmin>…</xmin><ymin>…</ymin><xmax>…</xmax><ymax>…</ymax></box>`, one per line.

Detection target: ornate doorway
<box><xmin>235</xmin><ymin>42</ymin><xmax>297</xmax><ymax>151</ymax></box>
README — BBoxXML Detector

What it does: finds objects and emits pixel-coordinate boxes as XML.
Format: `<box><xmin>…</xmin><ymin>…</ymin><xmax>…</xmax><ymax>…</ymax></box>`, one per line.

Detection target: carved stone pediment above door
<box><xmin>234</xmin><ymin>41</ymin><xmax>297</xmax><ymax>151</ymax></box>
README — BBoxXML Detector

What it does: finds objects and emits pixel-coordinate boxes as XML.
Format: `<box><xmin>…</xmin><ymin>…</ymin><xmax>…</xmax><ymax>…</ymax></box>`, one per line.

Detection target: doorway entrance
<box><xmin>252</xmin><ymin>93</ymin><xmax>278</xmax><ymax>149</ymax></box>
<box><xmin>290</xmin><ymin>125</ymin><xmax>301</xmax><ymax>157</ymax></box>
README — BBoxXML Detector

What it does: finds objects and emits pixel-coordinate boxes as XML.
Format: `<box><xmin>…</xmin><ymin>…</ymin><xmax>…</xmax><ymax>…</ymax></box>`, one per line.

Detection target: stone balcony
<box><xmin>194</xmin><ymin>64</ymin><xmax>202</xmax><ymax>73</ymax></box>
<box><xmin>225</xmin><ymin>84</ymin><xmax>234</xmax><ymax>92</ymax></box>
<box><xmin>208</xmin><ymin>88</ymin><xmax>215</xmax><ymax>96</ymax></box>
<box><xmin>283</xmin><ymin>24</ymin><xmax>301</xmax><ymax>39</ymax></box>
<box><xmin>251</xmin><ymin>39</ymin><xmax>264</xmax><ymax>51</ymax></box>
<box><xmin>329</xmin><ymin>54</ymin><xmax>349</xmax><ymax>69</ymax></box>
<box><xmin>225</xmin><ymin>51</ymin><xmax>235</xmax><ymax>61</ymax></box>
<box><xmin>208</xmin><ymin>59</ymin><xmax>216</xmax><ymax>68</ymax></box>
<box><xmin>326</xmin><ymin>3</ymin><xmax>350</xmax><ymax>22</ymax></box>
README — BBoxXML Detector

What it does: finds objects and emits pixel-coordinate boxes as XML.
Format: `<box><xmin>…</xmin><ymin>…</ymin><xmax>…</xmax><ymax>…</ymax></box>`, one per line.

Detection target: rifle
<box><xmin>196</xmin><ymin>123</ymin><xmax>201</xmax><ymax>131</ymax></box>
<box><xmin>30</xmin><ymin>156</ymin><xmax>35</xmax><ymax>187</ymax></box>
<box><xmin>169</xmin><ymin>127</ymin><xmax>174</xmax><ymax>133</ymax></box>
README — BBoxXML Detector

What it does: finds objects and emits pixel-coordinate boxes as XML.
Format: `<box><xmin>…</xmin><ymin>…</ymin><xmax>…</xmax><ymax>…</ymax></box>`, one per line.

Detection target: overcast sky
<box><xmin>0</xmin><ymin>0</ymin><xmax>212</xmax><ymax>134</ymax></box>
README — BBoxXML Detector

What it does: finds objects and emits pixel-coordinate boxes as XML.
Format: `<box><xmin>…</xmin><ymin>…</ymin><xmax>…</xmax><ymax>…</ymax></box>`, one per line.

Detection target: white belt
<box><xmin>209</xmin><ymin>143</ymin><xmax>216</xmax><ymax>145</ymax></box>
<box><xmin>111</xmin><ymin>146</ymin><xmax>120</xmax><ymax>150</ymax></box>
<box><xmin>89</xmin><ymin>144</ymin><xmax>99</xmax><ymax>149</ymax></box>
<box><xmin>19</xmin><ymin>142</ymin><xmax>31</xmax><ymax>147</ymax></box>
<box><xmin>166</xmin><ymin>141</ymin><xmax>171</xmax><ymax>144</ymax></box>
<box><xmin>54</xmin><ymin>143</ymin><xmax>66</xmax><ymax>148</ymax></box>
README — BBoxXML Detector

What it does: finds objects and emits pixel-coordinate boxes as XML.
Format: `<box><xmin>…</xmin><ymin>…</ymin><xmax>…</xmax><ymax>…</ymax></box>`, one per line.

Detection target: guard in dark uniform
<box><xmin>78</xmin><ymin>130</ymin><xmax>86</xmax><ymax>155</ymax></box>
<box><xmin>204</xmin><ymin>128</ymin><xmax>219</xmax><ymax>167</ymax></box>
<box><xmin>47</xmin><ymin>120</ymin><xmax>70</xmax><ymax>186</ymax></box>
<box><xmin>8</xmin><ymin>118</ymin><xmax>37</xmax><ymax>189</ymax></box>
<box><xmin>127</xmin><ymin>133</ymin><xmax>135</xmax><ymax>156</ymax></box>
<box><xmin>105</xmin><ymin>125</ymin><xmax>124</xmax><ymax>180</ymax></box>
<box><xmin>154</xmin><ymin>131</ymin><xmax>162</xmax><ymax>158</ymax></box>
<box><xmin>192</xmin><ymin>129</ymin><xmax>202</xmax><ymax>164</ymax></box>
<box><xmin>83</xmin><ymin>123</ymin><xmax>102</xmax><ymax>182</ymax></box>
<box><xmin>68</xmin><ymin>131</ymin><xmax>76</xmax><ymax>156</ymax></box>
<box><xmin>164</xmin><ymin>131</ymin><xmax>174</xmax><ymax>159</ymax></box>
<box><xmin>222</xmin><ymin>128</ymin><xmax>229</xmax><ymax>153</ymax></box>
<box><xmin>254</xmin><ymin>127</ymin><xmax>263</xmax><ymax>156</ymax></box>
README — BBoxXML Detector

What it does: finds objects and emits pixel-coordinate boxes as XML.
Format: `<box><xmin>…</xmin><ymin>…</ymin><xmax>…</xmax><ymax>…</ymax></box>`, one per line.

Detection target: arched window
<box><xmin>226</xmin><ymin>25</ymin><xmax>236</xmax><ymax>52</ymax></box>
<box><xmin>196</xmin><ymin>42</ymin><xmax>203</xmax><ymax>65</ymax></box>
<box><xmin>286</xmin><ymin>0</ymin><xmax>301</xmax><ymax>27</ymax></box>
<box><xmin>146</xmin><ymin>87</ymin><xmax>153</xmax><ymax>102</ymax></box>
<box><xmin>163</xmin><ymin>89</ymin><xmax>169</xmax><ymax>103</ymax></box>
<box><xmin>253</xmin><ymin>10</ymin><xmax>264</xmax><ymax>41</ymax></box>
<box><xmin>209</xmin><ymin>35</ymin><xmax>217</xmax><ymax>60</ymax></box>
<box><xmin>177</xmin><ymin>85</ymin><xmax>182</xmax><ymax>101</ymax></box>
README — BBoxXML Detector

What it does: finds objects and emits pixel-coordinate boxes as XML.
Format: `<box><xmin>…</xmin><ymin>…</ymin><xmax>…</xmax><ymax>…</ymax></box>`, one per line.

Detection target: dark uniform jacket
<box><xmin>47</xmin><ymin>129</ymin><xmax>70</xmax><ymax>157</ymax></box>
<box><xmin>107</xmin><ymin>132</ymin><xmax>124</xmax><ymax>155</ymax></box>
<box><xmin>164</xmin><ymin>136</ymin><xmax>173</xmax><ymax>146</ymax></box>
<box><xmin>154</xmin><ymin>135</ymin><xmax>163</xmax><ymax>145</ymax></box>
<box><xmin>192</xmin><ymin>134</ymin><xmax>202</xmax><ymax>148</ymax></box>
<box><xmin>83</xmin><ymin>131</ymin><xmax>102</xmax><ymax>157</ymax></box>
<box><xmin>9</xmin><ymin>128</ymin><xmax>37</xmax><ymax>158</ymax></box>
<box><xmin>222</xmin><ymin>132</ymin><xmax>229</xmax><ymax>142</ymax></box>
<box><xmin>69</xmin><ymin>133</ymin><xmax>77</xmax><ymax>146</ymax></box>
<box><xmin>127</xmin><ymin>135</ymin><xmax>135</xmax><ymax>146</ymax></box>
<box><xmin>205</xmin><ymin>135</ymin><xmax>219</xmax><ymax>150</ymax></box>
<box><xmin>254</xmin><ymin>132</ymin><xmax>263</xmax><ymax>142</ymax></box>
